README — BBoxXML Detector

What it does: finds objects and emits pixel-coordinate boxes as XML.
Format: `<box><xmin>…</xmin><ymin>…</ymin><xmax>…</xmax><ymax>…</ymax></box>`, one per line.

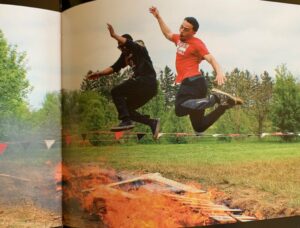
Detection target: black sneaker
<box><xmin>211</xmin><ymin>88</ymin><xmax>243</xmax><ymax>107</ymax></box>
<box><xmin>110</xmin><ymin>120</ymin><xmax>135</xmax><ymax>132</ymax></box>
<box><xmin>150</xmin><ymin>119</ymin><xmax>160</xmax><ymax>140</ymax></box>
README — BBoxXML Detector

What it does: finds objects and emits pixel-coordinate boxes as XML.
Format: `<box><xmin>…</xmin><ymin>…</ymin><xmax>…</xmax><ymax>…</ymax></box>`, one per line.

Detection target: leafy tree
<box><xmin>214</xmin><ymin>68</ymin><xmax>254</xmax><ymax>134</ymax></box>
<box><xmin>162</xmin><ymin>109</ymin><xmax>192</xmax><ymax>143</ymax></box>
<box><xmin>61</xmin><ymin>90</ymin><xmax>81</xmax><ymax>131</ymax></box>
<box><xmin>62</xmin><ymin>90</ymin><xmax>117</xmax><ymax>132</ymax></box>
<box><xmin>136</xmin><ymin>84</ymin><xmax>166</xmax><ymax>134</ymax></box>
<box><xmin>34</xmin><ymin>92</ymin><xmax>61</xmax><ymax>138</ymax></box>
<box><xmin>250</xmin><ymin>71</ymin><xmax>273</xmax><ymax>136</ymax></box>
<box><xmin>0</xmin><ymin>30</ymin><xmax>31</xmax><ymax>140</ymax></box>
<box><xmin>271</xmin><ymin>65</ymin><xmax>300</xmax><ymax>137</ymax></box>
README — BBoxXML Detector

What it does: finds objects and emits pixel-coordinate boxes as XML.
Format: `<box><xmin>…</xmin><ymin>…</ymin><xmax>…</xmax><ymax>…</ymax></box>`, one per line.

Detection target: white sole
<box><xmin>211</xmin><ymin>88</ymin><xmax>243</xmax><ymax>105</ymax></box>
<box><xmin>153</xmin><ymin>119</ymin><xmax>160</xmax><ymax>140</ymax></box>
<box><xmin>110</xmin><ymin>125</ymin><xmax>135</xmax><ymax>132</ymax></box>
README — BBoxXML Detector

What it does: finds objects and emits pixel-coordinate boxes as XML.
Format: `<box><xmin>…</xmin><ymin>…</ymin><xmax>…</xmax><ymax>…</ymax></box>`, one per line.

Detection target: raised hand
<box><xmin>107</xmin><ymin>23</ymin><xmax>116</xmax><ymax>38</ymax></box>
<box><xmin>87</xmin><ymin>71</ymin><xmax>100</xmax><ymax>80</ymax></box>
<box><xmin>149</xmin><ymin>6</ymin><xmax>159</xmax><ymax>18</ymax></box>
<box><xmin>214</xmin><ymin>73</ymin><xmax>227</xmax><ymax>86</ymax></box>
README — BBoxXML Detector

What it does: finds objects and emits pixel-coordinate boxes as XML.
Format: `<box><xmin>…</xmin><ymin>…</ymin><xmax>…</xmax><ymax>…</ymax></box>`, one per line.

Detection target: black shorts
<box><xmin>175</xmin><ymin>75</ymin><xmax>208</xmax><ymax>116</ymax></box>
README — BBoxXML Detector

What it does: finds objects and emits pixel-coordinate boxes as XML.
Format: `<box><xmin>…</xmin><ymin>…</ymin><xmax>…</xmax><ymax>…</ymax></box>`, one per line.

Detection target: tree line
<box><xmin>62</xmin><ymin>63</ymin><xmax>300</xmax><ymax>142</ymax></box>
<box><xmin>1</xmin><ymin>30</ymin><xmax>300</xmax><ymax>143</ymax></box>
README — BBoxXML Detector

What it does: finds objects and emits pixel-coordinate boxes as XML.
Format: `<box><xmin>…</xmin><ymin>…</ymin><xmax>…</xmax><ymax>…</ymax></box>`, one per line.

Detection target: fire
<box><xmin>62</xmin><ymin>164</ymin><xmax>255</xmax><ymax>227</ymax></box>
<box><xmin>55</xmin><ymin>162</ymin><xmax>62</xmax><ymax>191</ymax></box>
<box><xmin>84</xmin><ymin>187</ymin><xmax>211</xmax><ymax>227</ymax></box>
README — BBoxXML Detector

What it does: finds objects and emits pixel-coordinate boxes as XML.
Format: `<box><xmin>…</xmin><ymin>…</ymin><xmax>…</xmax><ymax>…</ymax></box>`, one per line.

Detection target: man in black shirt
<box><xmin>88</xmin><ymin>24</ymin><xmax>160</xmax><ymax>139</ymax></box>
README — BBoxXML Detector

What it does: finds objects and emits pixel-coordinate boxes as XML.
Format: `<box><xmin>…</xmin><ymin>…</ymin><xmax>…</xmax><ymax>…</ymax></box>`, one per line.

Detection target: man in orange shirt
<box><xmin>150</xmin><ymin>6</ymin><xmax>242</xmax><ymax>134</ymax></box>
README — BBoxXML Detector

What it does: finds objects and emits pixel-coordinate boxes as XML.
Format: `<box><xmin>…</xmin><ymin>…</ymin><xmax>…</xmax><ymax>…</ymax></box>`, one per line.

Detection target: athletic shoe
<box><xmin>110</xmin><ymin>120</ymin><xmax>135</xmax><ymax>132</ymax></box>
<box><xmin>150</xmin><ymin>119</ymin><xmax>160</xmax><ymax>140</ymax></box>
<box><xmin>211</xmin><ymin>88</ymin><xmax>243</xmax><ymax>106</ymax></box>
<box><xmin>195</xmin><ymin>131</ymin><xmax>204</xmax><ymax>136</ymax></box>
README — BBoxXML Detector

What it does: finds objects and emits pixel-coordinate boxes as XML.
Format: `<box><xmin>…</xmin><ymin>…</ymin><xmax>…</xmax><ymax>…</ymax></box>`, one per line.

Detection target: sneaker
<box><xmin>110</xmin><ymin>120</ymin><xmax>135</xmax><ymax>132</ymax></box>
<box><xmin>150</xmin><ymin>119</ymin><xmax>160</xmax><ymax>140</ymax></box>
<box><xmin>195</xmin><ymin>131</ymin><xmax>204</xmax><ymax>136</ymax></box>
<box><xmin>211</xmin><ymin>88</ymin><xmax>243</xmax><ymax>106</ymax></box>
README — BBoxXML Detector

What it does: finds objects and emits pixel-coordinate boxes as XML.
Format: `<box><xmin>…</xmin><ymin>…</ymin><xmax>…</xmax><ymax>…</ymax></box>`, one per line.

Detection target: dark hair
<box><xmin>121</xmin><ymin>34</ymin><xmax>133</xmax><ymax>41</ymax></box>
<box><xmin>184</xmin><ymin>17</ymin><xmax>199</xmax><ymax>32</ymax></box>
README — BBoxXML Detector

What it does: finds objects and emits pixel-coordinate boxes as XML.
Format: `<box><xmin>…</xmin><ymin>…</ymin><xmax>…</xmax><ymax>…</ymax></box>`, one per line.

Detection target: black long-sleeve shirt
<box><xmin>110</xmin><ymin>39</ymin><xmax>156</xmax><ymax>79</ymax></box>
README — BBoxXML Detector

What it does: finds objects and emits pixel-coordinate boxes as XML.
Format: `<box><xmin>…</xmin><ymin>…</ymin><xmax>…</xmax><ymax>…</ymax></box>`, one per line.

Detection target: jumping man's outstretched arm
<box><xmin>204</xmin><ymin>54</ymin><xmax>226</xmax><ymax>86</ymax></box>
<box><xmin>87</xmin><ymin>67</ymin><xmax>114</xmax><ymax>80</ymax></box>
<box><xmin>107</xmin><ymin>23</ymin><xmax>127</xmax><ymax>44</ymax></box>
<box><xmin>149</xmin><ymin>6</ymin><xmax>173</xmax><ymax>41</ymax></box>
<box><xmin>88</xmin><ymin>23</ymin><xmax>125</xmax><ymax>80</ymax></box>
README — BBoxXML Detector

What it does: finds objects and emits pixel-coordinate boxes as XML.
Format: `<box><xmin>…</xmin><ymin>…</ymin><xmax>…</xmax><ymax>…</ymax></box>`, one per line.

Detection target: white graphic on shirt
<box><xmin>177</xmin><ymin>41</ymin><xmax>189</xmax><ymax>55</ymax></box>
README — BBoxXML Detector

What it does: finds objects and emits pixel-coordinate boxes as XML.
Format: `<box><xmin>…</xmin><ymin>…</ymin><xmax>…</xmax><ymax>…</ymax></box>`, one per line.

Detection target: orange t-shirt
<box><xmin>172</xmin><ymin>34</ymin><xmax>209</xmax><ymax>83</ymax></box>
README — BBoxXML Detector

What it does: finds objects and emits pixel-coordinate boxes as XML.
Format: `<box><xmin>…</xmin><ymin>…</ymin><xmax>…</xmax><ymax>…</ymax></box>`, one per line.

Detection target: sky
<box><xmin>62</xmin><ymin>0</ymin><xmax>300</xmax><ymax>90</ymax></box>
<box><xmin>0</xmin><ymin>4</ymin><xmax>60</xmax><ymax>110</ymax></box>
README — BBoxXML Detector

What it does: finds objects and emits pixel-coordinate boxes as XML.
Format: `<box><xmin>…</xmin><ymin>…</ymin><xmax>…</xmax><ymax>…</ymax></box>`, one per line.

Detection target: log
<box><xmin>209</xmin><ymin>215</ymin><xmax>237</xmax><ymax>223</ymax></box>
<box><xmin>107</xmin><ymin>173</ymin><xmax>205</xmax><ymax>193</ymax></box>
<box><xmin>81</xmin><ymin>185</ymin><xmax>137</xmax><ymax>199</ymax></box>
<box><xmin>149</xmin><ymin>174</ymin><xmax>206</xmax><ymax>193</ymax></box>
<box><xmin>191</xmin><ymin>205</ymin><xmax>242</xmax><ymax>212</ymax></box>
<box><xmin>231</xmin><ymin>214</ymin><xmax>257</xmax><ymax>222</ymax></box>
<box><xmin>164</xmin><ymin>193</ymin><xmax>213</xmax><ymax>203</ymax></box>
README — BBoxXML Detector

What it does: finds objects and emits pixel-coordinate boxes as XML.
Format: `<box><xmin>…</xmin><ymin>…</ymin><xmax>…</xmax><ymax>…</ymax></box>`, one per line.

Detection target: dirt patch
<box><xmin>0</xmin><ymin>161</ymin><xmax>62</xmax><ymax>227</ymax></box>
<box><xmin>0</xmin><ymin>203</ymin><xmax>61</xmax><ymax>228</ymax></box>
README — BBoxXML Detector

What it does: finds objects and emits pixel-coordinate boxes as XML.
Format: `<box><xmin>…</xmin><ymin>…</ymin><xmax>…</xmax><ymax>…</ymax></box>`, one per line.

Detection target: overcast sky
<box><xmin>62</xmin><ymin>0</ymin><xmax>300</xmax><ymax>90</ymax></box>
<box><xmin>0</xmin><ymin>4</ymin><xmax>60</xmax><ymax>110</ymax></box>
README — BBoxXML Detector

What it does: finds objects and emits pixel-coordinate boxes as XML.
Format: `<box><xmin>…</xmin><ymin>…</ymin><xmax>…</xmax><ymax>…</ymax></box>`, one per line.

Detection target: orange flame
<box><xmin>55</xmin><ymin>162</ymin><xmax>62</xmax><ymax>191</ymax></box>
<box><xmin>62</xmin><ymin>164</ymin><xmax>250</xmax><ymax>227</ymax></box>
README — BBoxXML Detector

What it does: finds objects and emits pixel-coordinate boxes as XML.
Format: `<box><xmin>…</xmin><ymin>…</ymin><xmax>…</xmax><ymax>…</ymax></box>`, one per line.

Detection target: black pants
<box><xmin>111</xmin><ymin>76</ymin><xmax>157</xmax><ymax>125</ymax></box>
<box><xmin>175</xmin><ymin>75</ymin><xmax>226</xmax><ymax>133</ymax></box>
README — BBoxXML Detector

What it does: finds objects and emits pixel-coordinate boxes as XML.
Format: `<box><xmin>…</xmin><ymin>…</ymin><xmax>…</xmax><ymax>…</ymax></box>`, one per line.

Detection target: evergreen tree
<box><xmin>159</xmin><ymin>66</ymin><xmax>179</xmax><ymax>110</ymax></box>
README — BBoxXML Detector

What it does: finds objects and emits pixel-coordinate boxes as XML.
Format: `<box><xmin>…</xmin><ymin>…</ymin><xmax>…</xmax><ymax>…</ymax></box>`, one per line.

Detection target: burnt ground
<box><xmin>61</xmin><ymin>163</ymin><xmax>300</xmax><ymax>227</ymax></box>
<box><xmin>1</xmin><ymin>158</ymin><xmax>299</xmax><ymax>227</ymax></box>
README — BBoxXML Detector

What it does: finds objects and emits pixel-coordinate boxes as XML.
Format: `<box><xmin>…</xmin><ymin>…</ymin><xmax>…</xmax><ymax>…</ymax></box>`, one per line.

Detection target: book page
<box><xmin>61</xmin><ymin>0</ymin><xmax>300</xmax><ymax>227</ymax></box>
<box><xmin>0</xmin><ymin>4</ymin><xmax>62</xmax><ymax>227</ymax></box>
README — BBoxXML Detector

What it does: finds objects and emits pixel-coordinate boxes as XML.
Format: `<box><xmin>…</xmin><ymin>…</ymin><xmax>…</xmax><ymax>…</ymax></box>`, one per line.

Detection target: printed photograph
<box><xmin>1</xmin><ymin>0</ymin><xmax>299</xmax><ymax>227</ymax></box>
<box><xmin>61</xmin><ymin>0</ymin><xmax>300</xmax><ymax>227</ymax></box>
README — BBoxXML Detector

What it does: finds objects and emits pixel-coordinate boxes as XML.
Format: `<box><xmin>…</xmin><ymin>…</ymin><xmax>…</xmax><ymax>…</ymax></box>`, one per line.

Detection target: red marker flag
<box><xmin>115</xmin><ymin>131</ymin><xmax>124</xmax><ymax>140</ymax></box>
<box><xmin>65</xmin><ymin>135</ymin><xmax>72</xmax><ymax>146</ymax></box>
<box><xmin>0</xmin><ymin>143</ymin><xmax>8</xmax><ymax>155</ymax></box>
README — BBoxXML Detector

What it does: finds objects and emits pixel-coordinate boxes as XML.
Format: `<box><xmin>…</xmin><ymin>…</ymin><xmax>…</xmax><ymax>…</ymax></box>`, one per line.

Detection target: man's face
<box><xmin>179</xmin><ymin>20</ymin><xmax>196</xmax><ymax>41</ymax></box>
<box><xmin>118</xmin><ymin>42</ymin><xmax>129</xmax><ymax>54</ymax></box>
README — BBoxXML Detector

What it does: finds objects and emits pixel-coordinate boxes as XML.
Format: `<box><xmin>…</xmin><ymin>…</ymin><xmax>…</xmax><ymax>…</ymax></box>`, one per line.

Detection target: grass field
<box><xmin>1</xmin><ymin>139</ymin><xmax>300</xmax><ymax>223</ymax></box>
<box><xmin>64</xmin><ymin>140</ymin><xmax>300</xmax><ymax>214</ymax></box>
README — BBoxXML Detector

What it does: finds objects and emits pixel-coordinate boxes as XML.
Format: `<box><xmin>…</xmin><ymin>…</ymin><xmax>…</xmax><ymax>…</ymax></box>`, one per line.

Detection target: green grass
<box><xmin>64</xmin><ymin>140</ymin><xmax>300</xmax><ymax>207</ymax></box>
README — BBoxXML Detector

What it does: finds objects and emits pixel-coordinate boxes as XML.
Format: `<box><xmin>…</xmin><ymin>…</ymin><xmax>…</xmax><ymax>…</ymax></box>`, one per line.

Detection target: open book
<box><xmin>1</xmin><ymin>0</ymin><xmax>300</xmax><ymax>227</ymax></box>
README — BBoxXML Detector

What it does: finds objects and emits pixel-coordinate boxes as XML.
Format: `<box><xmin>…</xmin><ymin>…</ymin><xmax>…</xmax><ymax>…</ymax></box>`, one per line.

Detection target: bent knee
<box><xmin>175</xmin><ymin>106</ymin><xmax>187</xmax><ymax>117</ymax></box>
